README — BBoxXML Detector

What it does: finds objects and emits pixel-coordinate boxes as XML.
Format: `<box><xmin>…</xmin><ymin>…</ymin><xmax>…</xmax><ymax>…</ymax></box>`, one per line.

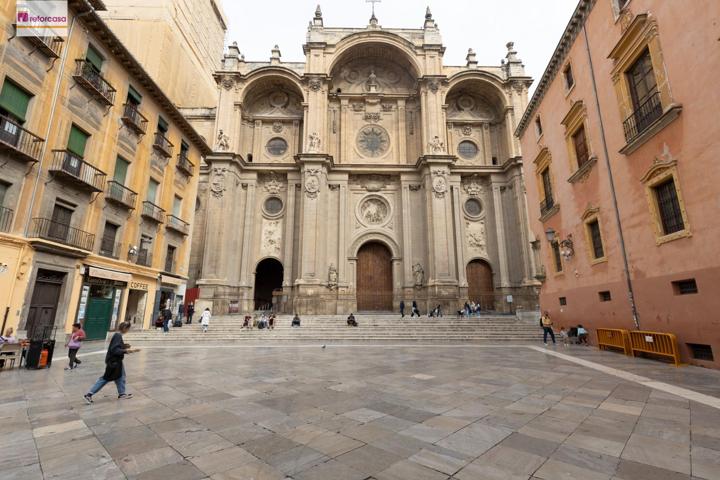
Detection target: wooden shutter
<box><xmin>113</xmin><ymin>157</ymin><xmax>129</xmax><ymax>184</ymax></box>
<box><xmin>147</xmin><ymin>179</ymin><xmax>159</xmax><ymax>202</ymax></box>
<box><xmin>0</xmin><ymin>80</ymin><xmax>32</xmax><ymax>122</ymax></box>
<box><xmin>85</xmin><ymin>45</ymin><xmax>104</xmax><ymax>71</ymax></box>
<box><xmin>127</xmin><ymin>85</ymin><xmax>142</xmax><ymax>105</ymax></box>
<box><xmin>157</xmin><ymin>116</ymin><xmax>168</xmax><ymax>133</ymax></box>
<box><xmin>67</xmin><ymin>125</ymin><xmax>89</xmax><ymax>157</ymax></box>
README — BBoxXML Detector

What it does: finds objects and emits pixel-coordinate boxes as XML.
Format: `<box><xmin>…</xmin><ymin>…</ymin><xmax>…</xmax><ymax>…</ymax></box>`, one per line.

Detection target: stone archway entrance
<box><xmin>356</xmin><ymin>242</ymin><xmax>393</xmax><ymax>311</ymax></box>
<box><xmin>467</xmin><ymin>260</ymin><xmax>494</xmax><ymax>310</ymax></box>
<box><xmin>254</xmin><ymin>259</ymin><xmax>283</xmax><ymax>310</ymax></box>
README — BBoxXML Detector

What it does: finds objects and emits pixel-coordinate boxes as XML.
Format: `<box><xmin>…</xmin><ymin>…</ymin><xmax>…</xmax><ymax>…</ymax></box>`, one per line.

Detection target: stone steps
<box><xmin>124</xmin><ymin>313</ymin><xmax>541</xmax><ymax>344</ymax></box>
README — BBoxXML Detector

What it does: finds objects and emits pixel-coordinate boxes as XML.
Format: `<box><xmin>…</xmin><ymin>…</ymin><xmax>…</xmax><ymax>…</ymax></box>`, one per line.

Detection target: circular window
<box><xmin>264</xmin><ymin>197</ymin><xmax>283</xmax><ymax>215</ymax></box>
<box><xmin>458</xmin><ymin>141</ymin><xmax>478</xmax><ymax>159</ymax></box>
<box><xmin>266</xmin><ymin>137</ymin><xmax>288</xmax><ymax>156</ymax></box>
<box><xmin>464</xmin><ymin>198</ymin><xmax>483</xmax><ymax>217</ymax></box>
<box><xmin>357</xmin><ymin>125</ymin><xmax>390</xmax><ymax>158</ymax></box>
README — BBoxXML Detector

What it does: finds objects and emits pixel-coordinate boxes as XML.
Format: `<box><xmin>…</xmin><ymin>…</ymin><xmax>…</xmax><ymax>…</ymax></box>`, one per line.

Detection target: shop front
<box><xmin>77</xmin><ymin>267</ymin><xmax>129</xmax><ymax>340</ymax></box>
<box><xmin>153</xmin><ymin>274</ymin><xmax>186</xmax><ymax>325</ymax></box>
<box><xmin>124</xmin><ymin>275</ymin><xmax>156</xmax><ymax>329</ymax></box>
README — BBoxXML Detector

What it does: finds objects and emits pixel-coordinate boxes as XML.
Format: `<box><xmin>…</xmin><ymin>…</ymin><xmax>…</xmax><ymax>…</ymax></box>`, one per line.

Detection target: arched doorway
<box><xmin>254</xmin><ymin>259</ymin><xmax>283</xmax><ymax>310</ymax></box>
<box><xmin>467</xmin><ymin>260</ymin><xmax>494</xmax><ymax>311</ymax></box>
<box><xmin>356</xmin><ymin>242</ymin><xmax>393</xmax><ymax>311</ymax></box>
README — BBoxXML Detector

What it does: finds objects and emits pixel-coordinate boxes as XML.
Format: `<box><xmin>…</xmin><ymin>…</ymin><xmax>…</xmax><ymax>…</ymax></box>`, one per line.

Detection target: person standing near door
<box><xmin>399</xmin><ymin>300</ymin><xmax>405</xmax><ymax>318</ymax></box>
<box><xmin>161</xmin><ymin>306</ymin><xmax>172</xmax><ymax>333</ymax></box>
<box><xmin>541</xmin><ymin>311</ymin><xmax>556</xmax><ymax>346</ymax></box>
<box><xmin>177</xmin><ymin>303</ymin><xmax>184</xmax><ymax>324</ymax></box>
<box><xmin>186</xmin><ymin>302</ymin><xmax>195</xmax><ymax>325</ymax></box>
<box><xmin>84</xmin><ymin>322</ymin><xmax>138</xmax><ymax>403</ymax></box>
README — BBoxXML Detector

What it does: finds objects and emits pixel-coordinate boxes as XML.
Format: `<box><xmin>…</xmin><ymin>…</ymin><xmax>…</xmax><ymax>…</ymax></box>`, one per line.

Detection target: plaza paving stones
<box><xmin>1</xmin><ymin>344</ymin><xmax>720</xmax><ymax>479</ymax></box>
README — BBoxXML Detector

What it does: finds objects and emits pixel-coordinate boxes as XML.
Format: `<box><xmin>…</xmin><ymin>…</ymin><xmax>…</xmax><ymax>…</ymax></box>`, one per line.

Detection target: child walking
<box><xmin>200</xmin><ymin>308</ymin><xmax>211</xmax><ymax>333</ymax></box>
<box><xmin>65</xmin><ymin>323</ymin><xmax>86</xmax><ymax>370</ymax></box>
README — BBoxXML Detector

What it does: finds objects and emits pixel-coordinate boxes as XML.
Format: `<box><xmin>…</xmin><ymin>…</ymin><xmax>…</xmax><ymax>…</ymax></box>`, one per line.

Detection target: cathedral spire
<box><xmin>270</xmin><ymin>44</ymin><xmax>282</xmax><ymax>65</ymax></box>
<box><xmin>466</xmin><ymin>48</ymin><xmax>478</xmax><ymax>68</ymax></box>
<box><xmin>424</xmin><ymin>6</ymin><xmax>436</xmax><ymax>29</ymax></box>
<box><xmin>312</xmin><ymin>4</ymin><xmax>323</xmax><ymax>27</ymax></box>
<box><xmin>503</xmin><ymin>41</ymin><xmax>526</xmax><ymax>77</ymax></box>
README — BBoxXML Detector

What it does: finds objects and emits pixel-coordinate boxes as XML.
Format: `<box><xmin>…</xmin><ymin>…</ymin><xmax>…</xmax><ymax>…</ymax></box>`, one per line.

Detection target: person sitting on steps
<box><xmin>347</xmin><ymin>313</ymin><xmax>358</xmax><ymax>327</ymax></box>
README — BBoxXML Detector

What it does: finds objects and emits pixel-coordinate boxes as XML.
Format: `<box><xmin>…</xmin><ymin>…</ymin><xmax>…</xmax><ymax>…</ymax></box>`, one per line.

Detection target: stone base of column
<box><xmin>196</xmin><ymin>283</ymin><xmax>252</xmax><ymax>315</ymax></box>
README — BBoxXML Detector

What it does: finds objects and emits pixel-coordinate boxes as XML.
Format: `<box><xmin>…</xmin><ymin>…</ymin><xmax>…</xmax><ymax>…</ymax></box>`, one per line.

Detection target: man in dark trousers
<box><xmin>177</xmin><ymin>303</ymin><xmax>184</xmax><ymax>324</ymax></box>
<box><xmin>186</xmin><ymin>302</ymin><xmax>195</xmax><ymax>324</ymax></box>
<box><xmin>411</xmin><ymin>300</ymin><xmax>421</xmax><ymax>317</ymax></box>
<box><xmin>399</xmin><ymin>300</ymin><xmax>405</xmax><ymax>317</ymax></box>
<box><xmin>84</xmin><ymin>322</ymin><xmax>138</xmax><ymax>403</ymax></box>
<box><xmin>161</xmin><ymin>305</ymin><xmax>173</xmax><ymax>333</ymax></box>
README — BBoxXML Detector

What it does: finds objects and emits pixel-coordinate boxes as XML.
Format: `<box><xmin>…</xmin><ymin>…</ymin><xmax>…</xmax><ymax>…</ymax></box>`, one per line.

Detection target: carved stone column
<box><xmin>282</xmin><ymin>176</ymin><xmax>299</xmax><ymax>287</ymax></box>
<box><xmin>239</xmin><ymin>178</ymin><xmax>257</xmax><ymax>287</ymax></box>
<box><xmin>491</xmin><ymin>181</ymin><xmax>510</xmax><ymax>288</ymax></box>
<box><xmin>451</xmin><ymin>182</ymin><xmax>467</xmax><ymax>287</ymax></box>
<box><xmin>400</xmin><ymin>177</ymin><xmax>414</xmax><ymax>288</ymax></box>
<box><xmin>337</xmin><ymin>175</ymin><xmax>349</xmax><ymax>284</ymax></box>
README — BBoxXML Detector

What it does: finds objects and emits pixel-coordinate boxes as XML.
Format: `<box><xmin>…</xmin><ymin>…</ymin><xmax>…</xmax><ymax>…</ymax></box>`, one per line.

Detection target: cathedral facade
<box><xmin>189</xmin><ymin>7</ymin><xmax>542</xmax><ymax>315</ymax></box>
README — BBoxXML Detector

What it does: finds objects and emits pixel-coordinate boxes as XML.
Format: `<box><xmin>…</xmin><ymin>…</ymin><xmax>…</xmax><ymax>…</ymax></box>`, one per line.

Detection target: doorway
<box><xmin>254</xmin><ymin>258</ymin><xmax>283</xmax><ymax>310</ymax></box>
<box><xmin>466</xmin><ymin>260</ymin><xmax>494</xmax><ymax>311</ymax></box>
<box><xmin>26</xmin><ymin>269</ymin><xmax>65</xmax><ymax>340</ymax></box>
<box><xmin>356</xmin><ymin>242</ymin><xmax>393</xmax><ymax>311</ymax></box>
<box><xmin>83</xmin><ymin>284</ymin><xmax>116</xmax><ymax>340</ymax></box>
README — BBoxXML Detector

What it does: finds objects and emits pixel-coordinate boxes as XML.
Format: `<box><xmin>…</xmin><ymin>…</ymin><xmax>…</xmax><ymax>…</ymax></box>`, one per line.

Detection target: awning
<box><xmin>88</xmin><ymin>266</ymin><xmax>131</xmax><ymax>283</ymax></box>
<box><xmin>161</xmin><ymin>275</ymin><xmax>186</xmax><ymax>286</ymax></box>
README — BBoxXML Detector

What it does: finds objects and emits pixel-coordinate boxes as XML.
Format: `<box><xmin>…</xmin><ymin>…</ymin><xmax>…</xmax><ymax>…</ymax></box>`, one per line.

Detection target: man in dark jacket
<box><xmin>399</xmin><ymin>300</ymin><xmax>405</xmax><ymax>317</ymax></box>
<box><xmin>84</xmin><ymin>322</ymin><xmax>138</xmax><ymax>403</ymax></box>
<box><xmin>162</xmin><ymin>306</ymin><xmax>172</xmax><ymax>333</ymax></box>
<box><xmin>186</xmin><ymin>302</ymin><xmax>195</xmax><ymax>324</ymax></box>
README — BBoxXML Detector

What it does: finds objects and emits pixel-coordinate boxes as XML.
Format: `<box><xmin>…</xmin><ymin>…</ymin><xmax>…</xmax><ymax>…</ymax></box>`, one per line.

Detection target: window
<box><xmin>551</xmin><ymin>241</ymin><xmax>563</xmax><ymax>273</ymax></box>
<box><xmin>147</xmin><ymin>179</ymin><xmax>159</xmax><ymax>203</ymax></box>
<box><xmin>572</xmin><ymin>126</ymin><xmax>589</xmax><ymax>168</ymax></box>
<box><xmin>672</xmin><ymin>279</ymin><xmax>698</xmax><ymax>295</ymax></box>
<box><xmin>457</xmin><ymin>140</ymin><xmax>478</xmax><ymax>159</ymax></box>
<box><xmin>266</xmin><ymin>137</ymin><xmax>288</xmax><ymax>156</ymax></box>
<box><xmin>598</xmin><ymin>291</ymin><xmax>612</xmax><ymax>302</ymax></box>
<box><xmin>173</xmin><ymin>196</ymin><xmax>182</xmax><ymax>216</ymax></box>
<box><xmin>687</xmin><ymin>344</ymin><xmax>713</xmax><ymax>362</ymax></box>
<box><xmin>535</xmin><ymin>116</ymin><xmax>543</xmax><ymax>137</ymax></box>
<box><xmin>127</xmin><ymin>85</ymin><xmax>142</xmax><ymax>106</ymax></box>
<box><xmin>653</xmin><ymin>178</ymin><xmax>684</xmax><ymax>235</ymax></box>
<box><xmin>0</xmin><ymin>181</ymin><xmax>8</xmax><ymax>206</ymax></box>
<box><xmin>49</xmin><ymin>203</ymin><xmax>73</xmax><ymax>241</ymax></box>
<box><xmin>85</xmin><ymin>44</ymin><xmax>104</xmax><ymax>72</ymax></box>
<box><xmin>165</xmin><ymin>245</ymin><xmax>176</xmax><ymax>272</ymax></box>
<box><xmin>617</xmin><ymin>0</ymin><xmax>630</xmax><ymax>10</ymax></box>
<box><xmin>113</xmin><ymin>156</ymin><xmax>129</xmax><ymax>185</ymax></box>
<box><xmin>626</xmin><ymin>49</ymin><xmax>657</xmax><ymax>111</ymax></box>
<box><xmin>100</xmin><ymin>222</ymin><xmax>119</xmax><ymax>257</ymax></box>
<box><xmin>157</xmin><ymin>116</ymin><xmax>169</xmax><ymax>134</ymax></box>
<box><xmin>0</xmin><ymin>79</ymin><xmax>32</xmax><ymax>124</ymax></box>
<box><xmin>464</xmin><ymin>198</ymin><xmax>482</xmax><ymax>217</ymax></box>
<box><xmin>540</xmin><ymin>168</ymin><xmax>553</xmax><ymax>204</ymax></box>
<box><xmin>587</xmin><ymin>219</ymin><xmax>605</xmax><ymax>259</ymax></box>
<box><xmin>264</xmin><ymin>197</ymin><xmax>283</xmax><ymax>215</ymax></box>
<box><xmin>138</xmin><ymin>235</ymin><xmax>152</xmax><ymax>266</ymax></box>
<box><xmin>67</xmin><ymin>125</ymin><xmax>89</xmax><ymax>157</ymax></box>
<box><xmin>559</xmin><ymin>297</ymin><xmax>567</xmax><ymax>306</ymax></box>
<box><xmin>180</xmin><ymin>140</ymin><xmax>189</xmax><ymax>157</ymax></box>
<box><xmin>563</xmin><ymin>64</ymin><xmax>575</xmax><ymax>90</ymax></box>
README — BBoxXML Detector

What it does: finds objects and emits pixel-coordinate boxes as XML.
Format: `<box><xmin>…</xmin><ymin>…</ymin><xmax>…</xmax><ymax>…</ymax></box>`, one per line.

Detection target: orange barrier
<box><xmin>628</xmin><ymin>330</ymin><xmax>681</xmax><ymax>367</ymax></box>
<box><xmin>596</xmin><ymin>328</ymin><xmax>631</xmax><ymax>355</ymax></box>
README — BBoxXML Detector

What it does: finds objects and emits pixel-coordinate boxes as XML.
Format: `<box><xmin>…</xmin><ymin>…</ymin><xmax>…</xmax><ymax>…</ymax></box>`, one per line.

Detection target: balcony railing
<box><xmin>152</xmin><ymin>131</ymin><xmax>174</xmax><ymax>158</ymax></box>
<box><xmin>0</xmin><ymin>114</ymin><xmax>44</xmax><ymax>163</ymax></box>
<box><xmin>29</xmin><ymin>218</ymin><xmax>95</xmax><ymax>251</ymax></box>
<box><xmin>106</xmin><ymin>181</ymin><xmax>137</xmax><ymax>209</ymax></box>
<box><xmin>136</xmin><ymin>249</ymin><xmax>152</xmax><ymax>267</ymax></box>
<box><xmin>166</xmin><ymin>215</ymin><xmax>189</xmax><ymax>235</ymax></box>
<box><xmin>99</xmin><ymin>238</ymin><xmax>122</xmax><ymax>259</ymax></box>
<box><xmin>72</xmin><ymin>59</ymin><xmax>116</xmax><ymax>106</ymax></box>
<box><xmin>49</xmin><ymin>150</ymin><xmax>107</xmax><ymax>193</ymax></box>
<box><xmin>623</xmin><ymin>91</ymin><xmax>663</xmax><ymax>143</ymax></box>
<box><xmin>121</xmin><ymin>103</ymin><xmax>148</xmax><ymax>135</ymax></box>
<box><xmin>176</xmin><ymin>152</ymin><xmax>194</xmax><ymax>176</ymax></box>
<box><xmin>25</xmin><ymin>35</ymin><xmax>64</xmax><ymax>58</ymax></box>
<box><xmin>0</xmin><ymin>206</ymin><xmax>13</xmax><ymax>233</ymax></box>
<box><xmin>540</xmin><ymin>197</ymin><xmax>556</xmax><ymax>217</ymax></box>
<box><xmin>141</xmin><ymin>201</ymin><xmax>165</xmax><ymax>223</ymax></box>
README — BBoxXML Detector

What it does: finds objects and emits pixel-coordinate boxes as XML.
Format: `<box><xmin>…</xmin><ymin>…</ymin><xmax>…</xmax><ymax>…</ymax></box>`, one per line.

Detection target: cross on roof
<box><xmin>366</xmin><ymin>0</ymin><xmax>381</xmax><ymax>16</ymax></box>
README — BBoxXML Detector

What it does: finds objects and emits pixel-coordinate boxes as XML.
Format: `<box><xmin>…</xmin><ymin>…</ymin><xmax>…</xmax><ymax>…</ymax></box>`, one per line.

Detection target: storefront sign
<box><xmin>160</xmin><ymin>274</ymin><xmax>185</xmax><ymax>286</ymax></box>
<box><xmin>130</xmin><ymin>281</ymin><xmax>148</xmax><ymax>291</ymax></box>
<box><xmin>77</xmin><ymin>285</ymin><xmax>90</xmax><ymax>321</ymax></box>
<box><xmin>88</xmin><ymin>267</ymin><xmax>131</xmax><ymax>283</ymax></box>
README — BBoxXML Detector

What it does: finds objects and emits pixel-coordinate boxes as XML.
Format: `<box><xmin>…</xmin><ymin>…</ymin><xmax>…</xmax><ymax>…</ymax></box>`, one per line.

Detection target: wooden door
<box><xmin>467</xmin><ymin>260</ymin><xmax>494</xmax><ymax>311</ymax></box>
<box><xmin>26</xmin><ymin>272</ymin><xmax>64</xmax><ymax>340</ymax></box>
<box><xmin>356</xmin><ymin>242</ymin><xmax>393</xmax><ymax>311</ymax></box>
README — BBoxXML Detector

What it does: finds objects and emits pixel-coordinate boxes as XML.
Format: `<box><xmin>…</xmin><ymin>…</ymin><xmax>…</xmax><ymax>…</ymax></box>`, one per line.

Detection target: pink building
<box><xmin>517</xmin><ymin>0</ymin><xmax>720</xmax><ymax>367</ymax></box>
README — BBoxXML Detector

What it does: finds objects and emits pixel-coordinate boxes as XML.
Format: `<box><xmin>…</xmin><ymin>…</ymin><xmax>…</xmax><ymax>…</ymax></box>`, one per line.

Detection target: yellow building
<box><xmin>0</xmin><ymin>0</ymin><xmax>211</xmax><ymax>341</ymax></box>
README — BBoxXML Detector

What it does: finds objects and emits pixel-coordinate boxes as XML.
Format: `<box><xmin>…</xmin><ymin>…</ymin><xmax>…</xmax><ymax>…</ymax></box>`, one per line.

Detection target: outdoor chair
<box><xmin>0</xmin><ymin>343</ymin><xmax>22</xmax><ymax>370</ymax></box>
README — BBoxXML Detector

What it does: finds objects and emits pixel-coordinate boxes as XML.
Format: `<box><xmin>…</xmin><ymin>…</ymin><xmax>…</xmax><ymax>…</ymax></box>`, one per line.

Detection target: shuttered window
<box><xmin>67</xmin><ymin>125</ymin><xmax>89</xmax><ymax>157</ymax></box>
<box><xmin>85</xmin><ymin>45</ymin><xmax>104</xmax><ymax>71</ymax></box>
<box><xmin>0</xmin><ymin>79</ymin><xmax>32</xmax><ymax>122</ymax></box>
<box><xmin>173</xmin><ymin>196</ymin><xmax>182</xmax><ymax>216</ymax></box>
<box><xmin>113</xmin><ymin>156</ymin><xmax>129</xmax><ymax>184</ymax></box>
<box><xmin>127</xmin><ymin>85</ymin><xmax>142</xmax><ymax>105</ymax></box>
<box><xmin>147</xmin><ymin>179</ymin><xmax>159</xmax><ymax>203</ymax></box>
<box><xmin>157</xmin><ymin>116</ymin><xmax>168</xmax><ymax>133</ymax></box>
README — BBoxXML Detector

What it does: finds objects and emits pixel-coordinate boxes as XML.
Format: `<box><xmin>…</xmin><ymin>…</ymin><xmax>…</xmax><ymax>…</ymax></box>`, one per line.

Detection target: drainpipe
<box><xmin>23</xmin><ymin>0</ymin><xmax>96</xmax><ymax>235</ymax></box>
<box><xmin>582</xmin><ymin>25</ymin><xmax>640</xmax><ymax>329</ymax></box>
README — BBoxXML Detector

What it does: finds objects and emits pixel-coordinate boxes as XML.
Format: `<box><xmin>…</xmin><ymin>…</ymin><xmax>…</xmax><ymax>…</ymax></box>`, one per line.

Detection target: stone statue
<box><xmin>412</xmin><ymin>263</ymin><xmax>424</xmax><ymax>287</ymax></box>
<box><xmin>216</xmin><ymin>130</ymin><xmax>230</xmax><ymax>151</ymax></box>
<box><xmin>308</xmin><ymin>132</ymin><xmax>321</xmax><ymax>153</ymax></box>
<box><xmin>366</xmin><ymin>68</ymin><xmax>378</xmax><ymax>91</ymax></box>
<box><xmin>428</xmin><ymin>135</ymin><xmax>445</xmax><ymax>153</ymax></box>
<box><xmin>328</xmin><ymin>263</ymin><xmax>338</xmax><ymax>290</ymax></box>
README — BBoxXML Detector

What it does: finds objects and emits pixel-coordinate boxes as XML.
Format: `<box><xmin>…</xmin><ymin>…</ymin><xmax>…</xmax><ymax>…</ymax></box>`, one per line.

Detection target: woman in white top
<box><xmin>200</xmin><ymin>308</ymin><xmax>211</xmax><ymax>333</ymax></box>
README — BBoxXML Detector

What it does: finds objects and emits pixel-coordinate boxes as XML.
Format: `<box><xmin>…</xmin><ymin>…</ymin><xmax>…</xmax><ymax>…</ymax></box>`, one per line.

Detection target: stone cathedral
<box><xmin>189</xmin><ymin>7</ymin><xmax>542</xmax><ymax>315</ymax></box>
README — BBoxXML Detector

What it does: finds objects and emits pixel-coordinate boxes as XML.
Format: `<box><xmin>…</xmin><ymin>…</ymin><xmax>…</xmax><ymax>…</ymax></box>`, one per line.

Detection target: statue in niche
<box><xmin>428</xmin><ymin>135</ymin><xmax>445</xmax><ymax>153</ymax></box>
<box><xmin>412</xmin><ymin>263</ymin><xmax>424</xmax><ymax>287</ymax></box>
<box><xmin>215</xmin><ymin>130</ymin><xmax>230</xmax><ymax>151</ymax></box>
<box><xmin>366</xmin><ymin>68</ymin><xmax>379</xmax><ymax>92</ymax></box>
<box><xmin>328</xmin><ymin>264</ymin><xmax>338</xmax><ymax>290</ymax></box>
<box><xmin>308</xmin><ymin>132</ymin><xmax>321</xmax><ymax>153</ymax></box>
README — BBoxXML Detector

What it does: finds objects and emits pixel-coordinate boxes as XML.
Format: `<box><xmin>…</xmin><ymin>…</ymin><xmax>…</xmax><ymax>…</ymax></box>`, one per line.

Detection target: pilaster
<box><xmin>491</xmin><ymin>181</ymin><xmax>510</xmax><ymax>288</ymax></box>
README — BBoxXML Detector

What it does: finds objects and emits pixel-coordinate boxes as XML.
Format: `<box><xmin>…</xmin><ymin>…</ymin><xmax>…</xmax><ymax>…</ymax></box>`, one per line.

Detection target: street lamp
<box><xmin>544</xmin><ymin>228</ymin><xmax>556</xmax><ymax>242</ymax></box>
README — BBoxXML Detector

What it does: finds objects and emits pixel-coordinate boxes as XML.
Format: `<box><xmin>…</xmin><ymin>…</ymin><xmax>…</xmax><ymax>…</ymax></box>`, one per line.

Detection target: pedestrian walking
<box><xmin>200</xmin><ymin>308</ymin><xmax>211</xmax><ymax>333</ymax></box>
<box><xmin>411</xmin><ymin>300</ymin><xmax>421</xmax><ymax>317</ymax></box>
<box><xmin>177</xmin><ymin>303</ymin><xmax>184</xmax><ymax>323</ymax></box>
<box><xmin>84</xmin><ymin>322</ymin><xmax>138</xmax><ymax>403</ymax></box>
<box><xmin>399</xmin><ymin>300</ymin><xmax>405</xmax><ymax>318</ymax></box>
<box><xmin>540</xmin><ymin>311</ymin><xmax>556</xmax><ymax>345</ymax></box>
<box><xmin>161</xmin><ymin>305</ymin><xmax>172</xmax><ymax>333</ymax></box>
<box><xmin>65</xmin><ymin>322</ymin><xmax>86</xmax><ymax>370</ymax></box>
<box><xmin>186</xmin><ymin>302</ymin><xmax>195</xmax><ymax>324</ymax></box>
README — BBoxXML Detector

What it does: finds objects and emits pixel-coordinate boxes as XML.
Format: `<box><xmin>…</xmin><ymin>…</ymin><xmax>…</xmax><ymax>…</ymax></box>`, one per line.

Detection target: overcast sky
<box><xmin>221</xmin><ymin>0</ymin><xmax>578</xmax><ymax>92</ymax></box>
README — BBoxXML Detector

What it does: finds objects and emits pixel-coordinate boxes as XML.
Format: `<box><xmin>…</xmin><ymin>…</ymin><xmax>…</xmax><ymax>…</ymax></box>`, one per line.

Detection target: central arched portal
<box><xmin>356</xmin><ymin>242</ymin><xmax>393</xmax><ymax>311</ymax></box>
<box><xmin>467</xmin><ymin>260</ymin><xmax>494</xmax><ymax>311</ymax></box>
<box><xmin>254</xmin><ymin>258</ymin><xmax>283</xmax><ymax>310</ymax></box>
